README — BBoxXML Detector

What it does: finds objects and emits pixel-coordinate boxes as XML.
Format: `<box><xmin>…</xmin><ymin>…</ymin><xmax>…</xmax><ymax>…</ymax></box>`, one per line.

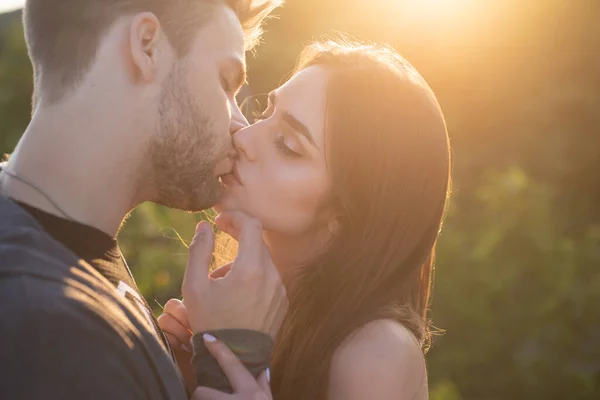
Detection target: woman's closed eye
<box><xmin>274</xmin><ymin>133</ymin><xmax>302</xmax><ymax>158</ymax></box>
<box><xmin>255</xmin><ymin>101</ymin><xmax>305</xmax><ymax>158</ymax></box>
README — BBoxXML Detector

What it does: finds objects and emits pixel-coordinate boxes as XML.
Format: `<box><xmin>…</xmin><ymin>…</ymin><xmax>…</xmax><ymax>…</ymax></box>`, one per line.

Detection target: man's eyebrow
<box><xmin>268</xmin><ymin>91</ymin><xmax>316</xmax><ymax>147</ymax></box>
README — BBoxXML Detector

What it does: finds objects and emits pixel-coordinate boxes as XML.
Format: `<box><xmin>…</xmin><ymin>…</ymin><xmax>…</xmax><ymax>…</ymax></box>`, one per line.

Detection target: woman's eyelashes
<box><xmin>274</xmin><ymin>133</ymin><xmax>302</xmax><ymax>158</ymax></box>
<box><xmin>255</xmin><ymin>105</ymin><xmax>303</xmax><ymax>158</ymax></box>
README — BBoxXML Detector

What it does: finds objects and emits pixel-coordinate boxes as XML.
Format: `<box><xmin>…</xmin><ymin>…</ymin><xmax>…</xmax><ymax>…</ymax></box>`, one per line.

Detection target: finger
<box><xmin>164</xmin><ymin>332</ymin><xmax>192</xmax><ymax>353</ymax></box>
<box><xmin>215</xmin><ymin>212</ymin><xmax>263</xmax><ymax>265</ymax></box>
<box><xmin>157</xmin><ymin>314</ymin><xmax>192</xmax><ymax>345</ymax></box>
<box><xmin>203</xmin><ymin>334</ymin><xmax>257</xmax><ymax>393</ymax></box>
<box><xmin>192</xmin><ymin>386</ymin><xmax>230</xmax><ymax>400</ymax></box>
<box><xmin>257</xmin><ymin>369</ymin><xmax>271</xmax><ymax>395</ymax></box>
<box><xmin>214</xmin><ymin>212</ymin><xmax>240</xmax><ymax>240</ymax></box>
<box><xmin>183</xmin><ymin>221</ymin><xmax>214</xmax><ymax>295</ymax></box>
<box><xmin>163</xmin><ymin>298</ymin><xmax>191</xmax><ymax>330</ymax></box>
<box><xmin>209</xmin><ymin>262</ymin><xmax>233</xmax><ymax>280</ymax></box>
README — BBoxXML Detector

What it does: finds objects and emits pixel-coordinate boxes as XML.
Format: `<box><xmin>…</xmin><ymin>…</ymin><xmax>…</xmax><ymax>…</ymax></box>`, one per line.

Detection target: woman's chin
<box><xmin>214</xmin><ymin>192</ymin><xmax>241</xmax><ymax>214</ymax></box>
<box><xmin>213</xmin><ymin>200</ymin><xmax>232</xmax><ymax>214</ymax></box>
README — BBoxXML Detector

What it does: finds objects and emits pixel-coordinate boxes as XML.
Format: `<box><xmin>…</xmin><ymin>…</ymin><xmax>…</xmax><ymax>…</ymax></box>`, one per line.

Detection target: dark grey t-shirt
<box><xmin>0</xmin><ymin>195</ymin><xmax>188</xmax><ymax>399</ymax></box>
<box><xmin>0</xmin><ymin>192</ymin><xmax>274</xmax><ymax>399</ymax></box>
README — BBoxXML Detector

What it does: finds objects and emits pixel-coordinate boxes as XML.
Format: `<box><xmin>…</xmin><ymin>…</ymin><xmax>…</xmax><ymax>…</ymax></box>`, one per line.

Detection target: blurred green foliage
<box><xmin>1</xmin><ymin>1</ymin><xmax>599</xmax><ymax>398</ymax></box>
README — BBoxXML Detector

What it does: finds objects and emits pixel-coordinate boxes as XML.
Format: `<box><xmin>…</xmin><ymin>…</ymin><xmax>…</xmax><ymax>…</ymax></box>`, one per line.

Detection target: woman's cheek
<box><xmin>274</xmin><ymin>177</ymin><xmax>327</xmax><ymax>234</ymax></box>
<box><xmin>249</xmin><ymin>172</ymin><xmax>298</xmax><ymax>233</ymax></box>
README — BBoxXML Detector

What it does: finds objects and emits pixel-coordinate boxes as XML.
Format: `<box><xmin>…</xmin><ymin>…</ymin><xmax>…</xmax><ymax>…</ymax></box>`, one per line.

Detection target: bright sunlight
<box><xmin>384</xmin><ymin>0</ymin><xmax>479</xmax><ymax>20</ymax></box>
<box><xmin>0</xmin><ymin>0</ymin><xmax>23</xmax><ymax>13</ymax></box>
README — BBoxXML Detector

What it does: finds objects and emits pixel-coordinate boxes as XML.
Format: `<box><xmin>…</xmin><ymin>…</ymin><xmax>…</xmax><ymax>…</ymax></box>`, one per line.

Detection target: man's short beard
<box><xmin>146</xmin><ymin>66</ymin><xmax>223</xmax><ymax>212</ymax></box>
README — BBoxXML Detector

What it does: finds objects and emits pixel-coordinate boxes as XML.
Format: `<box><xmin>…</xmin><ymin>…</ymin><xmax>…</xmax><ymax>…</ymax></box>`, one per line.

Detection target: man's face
<box><xmin>147</xmin><ymin>5</ymin><xmax>247</xmax><ymax>212</ymax></box>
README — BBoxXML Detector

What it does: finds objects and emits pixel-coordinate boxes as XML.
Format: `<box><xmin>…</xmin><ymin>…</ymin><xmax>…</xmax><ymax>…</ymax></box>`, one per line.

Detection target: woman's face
<box><xmin>217</xmin><ymin>66</ymin><xmax>332</xmax><ymax>237</ymax></box>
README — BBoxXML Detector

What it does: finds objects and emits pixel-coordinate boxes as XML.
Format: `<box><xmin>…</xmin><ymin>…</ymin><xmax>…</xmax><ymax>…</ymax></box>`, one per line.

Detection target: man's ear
<box><xmin>129</xmin><ymin>12</ymin><xmax>165</xmax><ymax>83</ymax></box>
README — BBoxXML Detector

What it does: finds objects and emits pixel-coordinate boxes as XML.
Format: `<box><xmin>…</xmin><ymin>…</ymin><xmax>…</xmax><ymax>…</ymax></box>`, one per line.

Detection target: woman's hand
<box><xmin>192</xmin><ymin>334</ymin><xmax>272</xmax><ymax>400</ymax></box>
<box><xmin>157</xmin><ymin>298</ymin><xmax>196</xmax><ymax>392</ymax></box>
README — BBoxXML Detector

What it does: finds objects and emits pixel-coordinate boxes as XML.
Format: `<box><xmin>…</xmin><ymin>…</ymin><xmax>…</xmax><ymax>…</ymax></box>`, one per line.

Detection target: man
<box><xmin>0</xmin><ymin>0</ymin><xmax>286</xmax><ymax>398</ymax></box>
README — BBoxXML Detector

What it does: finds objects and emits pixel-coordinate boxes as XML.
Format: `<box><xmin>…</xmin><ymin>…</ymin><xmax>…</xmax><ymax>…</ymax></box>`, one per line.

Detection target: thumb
<box><xmin>182</xmin><ymin>221</ymin><xmax>214</xmax><ymax>295</ymax></box>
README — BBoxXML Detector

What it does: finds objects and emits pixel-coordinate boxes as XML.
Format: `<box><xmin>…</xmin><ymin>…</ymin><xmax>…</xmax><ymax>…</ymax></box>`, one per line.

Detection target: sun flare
<box><xmin>383</xmin><ymin>0</ymin><xmax>478</xmax><ymax>21</ymax></box>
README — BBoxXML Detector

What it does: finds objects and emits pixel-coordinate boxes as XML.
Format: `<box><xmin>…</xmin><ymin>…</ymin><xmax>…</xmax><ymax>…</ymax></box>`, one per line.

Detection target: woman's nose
<box><xmin>232</xmin><ymin>123</ymin><xmax>257</xmax><ymax>162</ymax></box>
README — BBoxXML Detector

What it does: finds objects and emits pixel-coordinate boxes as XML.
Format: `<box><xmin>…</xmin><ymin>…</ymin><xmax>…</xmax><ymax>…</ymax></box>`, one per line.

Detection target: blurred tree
<box><xmin>0</xmin><ymin>13</ymin><xmax>32</xmax><ymax>154</ymax></box>
<box><xmin>431</xmin><ymin>168</ymin><xmax>600</xmax><ymax>399</ymax></box>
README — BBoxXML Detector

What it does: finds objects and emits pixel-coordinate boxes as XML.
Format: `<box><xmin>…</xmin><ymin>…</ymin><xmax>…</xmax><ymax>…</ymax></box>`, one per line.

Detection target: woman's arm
<box><xmin>327</xmin><ymin>319</ymin><xmax>428</xmax><ymax>400</ymax></box>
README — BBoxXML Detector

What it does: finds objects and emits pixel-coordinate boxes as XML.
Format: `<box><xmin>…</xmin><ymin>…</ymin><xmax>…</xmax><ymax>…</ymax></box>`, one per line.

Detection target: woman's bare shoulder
<box><xmin>328</xmin><ymin>319</ymin><xmax>428</xmax><ymax>400</ymax></box>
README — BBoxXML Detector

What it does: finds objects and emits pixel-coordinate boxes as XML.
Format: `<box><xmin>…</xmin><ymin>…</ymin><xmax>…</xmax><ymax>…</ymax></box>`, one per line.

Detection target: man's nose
<box><xmin>230</xmin><ymin>102</ymin><xmax>249</xmax><ymax>135</ymax></box>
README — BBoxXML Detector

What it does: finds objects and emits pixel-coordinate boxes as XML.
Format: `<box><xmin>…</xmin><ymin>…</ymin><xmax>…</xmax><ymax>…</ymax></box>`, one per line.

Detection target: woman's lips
<box><xmin>232</xmin><ymin>165</ymin><xmax>243</xmax><ymax>186</ymax></box>
<box><xmin>222</xmin><ymin>166</ymin><xmax>242</xmax><ymax>187</ymax></box>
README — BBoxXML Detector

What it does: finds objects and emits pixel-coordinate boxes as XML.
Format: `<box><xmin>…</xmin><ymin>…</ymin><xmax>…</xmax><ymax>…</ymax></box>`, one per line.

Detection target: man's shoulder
<box><xmin>0</xmin><ymin>194</ymin><xmax>187</xmax><ymax>399</ymax></box>
<box><xmin>0</xmin><ymin>271</ymin><xmax>187</xmax><ymax>400</ymax></box>
<box><xmin>0</xmin><ymin>194</ymin><xmax>82</xmax><ymax>274</ymax></box>
<box><xmin>0</xmin><ymin>258</ymin><xmax>145</xmax><ymax>362</ymax></box>
<box><xmin>0</xmin><ymin>194</ymin><xmax>138</xmax><ymax>333</ymax></box>
<box><xmin>0</xmin><ymin>263</ymin><xmax>132</xmax><ymax>333</ymax></box>
<box><xmin>0</xmin><ymin>199</ymin><xmax>187</xmax><ymax>399</ymax></box>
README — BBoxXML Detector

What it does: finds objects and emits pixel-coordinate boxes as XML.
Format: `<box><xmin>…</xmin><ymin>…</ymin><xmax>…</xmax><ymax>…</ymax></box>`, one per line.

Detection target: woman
<box><xmin>160</xmin><ymin>38</ymin><xmax>450</xmax><ymax>399</ymax></box>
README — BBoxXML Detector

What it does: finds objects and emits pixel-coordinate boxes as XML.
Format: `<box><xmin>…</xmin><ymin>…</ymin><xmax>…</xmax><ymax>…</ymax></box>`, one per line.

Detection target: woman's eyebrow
<box><xmin>269</xmin><ymin>91</ymin><xmax>316</xmax><ymax>147</ymax></box>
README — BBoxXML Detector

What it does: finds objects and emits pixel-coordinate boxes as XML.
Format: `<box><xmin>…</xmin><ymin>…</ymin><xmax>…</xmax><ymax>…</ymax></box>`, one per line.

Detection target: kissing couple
<box><xmin>0</xmin><ymin>0</ymin><xmax>450</xmax><ymax>399</ymax></box>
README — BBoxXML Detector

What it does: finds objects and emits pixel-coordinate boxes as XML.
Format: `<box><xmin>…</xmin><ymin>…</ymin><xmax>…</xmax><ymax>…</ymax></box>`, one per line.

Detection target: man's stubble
<box><xmin>146</xmin><ymin>65</ymin><xmax>225</xmax><ymax>212</ymax></box>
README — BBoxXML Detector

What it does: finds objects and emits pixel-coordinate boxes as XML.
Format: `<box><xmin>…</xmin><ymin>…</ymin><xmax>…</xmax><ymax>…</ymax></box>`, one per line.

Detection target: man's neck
<box><xmin>2</xmin><ymin>106</ymin><xmax>146</xmax><ymax>237</ymax></box>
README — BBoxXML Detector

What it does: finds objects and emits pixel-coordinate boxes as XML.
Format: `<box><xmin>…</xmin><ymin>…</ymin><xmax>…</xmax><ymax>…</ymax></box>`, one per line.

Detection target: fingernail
<box><xmin>203</xmin><ymin>333</ymin><xmax>217</xmax><ymax>343</ymax></box>
<box><xmin>196</xmin><ymin>221</ymin><xmax>208</xmax><ymax>233</ymax></box>
<box><xmin>266</xmin><ymin>368</ymin><xmax>271</xmax><ymax>383</ymax></box>
<box><xmin>181</xmin><ymin>344</ymin><xmax>192</xmax><ymax>353</ymax></box>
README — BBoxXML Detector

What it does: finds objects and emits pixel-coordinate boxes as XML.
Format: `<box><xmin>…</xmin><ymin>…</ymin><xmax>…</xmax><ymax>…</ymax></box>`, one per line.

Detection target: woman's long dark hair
<box><xmin>268</xmin><ymin>40</ymin><xmax>451</xmax><ymax>399</ymax></box>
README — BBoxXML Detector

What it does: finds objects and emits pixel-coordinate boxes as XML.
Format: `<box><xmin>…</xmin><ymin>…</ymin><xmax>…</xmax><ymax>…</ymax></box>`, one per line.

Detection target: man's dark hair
<box><xmin>23</xmin><ymin>0</ymin><xmax>282</xmax><ymax>103</ymax></box>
